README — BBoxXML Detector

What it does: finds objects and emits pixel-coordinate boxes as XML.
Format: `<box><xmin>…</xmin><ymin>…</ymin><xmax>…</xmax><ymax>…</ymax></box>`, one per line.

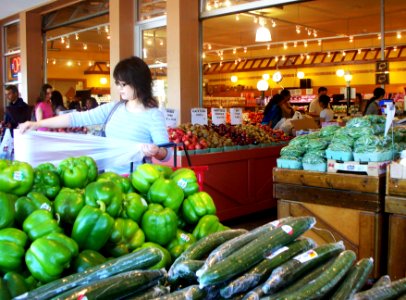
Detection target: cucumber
<box><xmin>168</xmin><ymin>260</ymin><xmax>204</xmax><ymax>284</ymax></box>
<box><xmin>107</xmin><ymin>284</ymin><xmax>169</xmax><ymax>300</ymax></box>
<box><xmin>220</xmin><ymin>238</ymin><xmax>316</xmax><ymax>298</ymax></box>
<box><xmin>330</xmin><ymin>257</ymin><xmax>374</xmax><ymax>300</ymax></box>
<box><xmin>280</xmin><ymin>250</ymin><xmax>357</xmax><ymax>300</ymax></box>
<box><xmin>150</xmin><ymin>285</ymin><xmax>206</xmax><ymax>300</ymax></box>
<box><xmin>373</xmin><ymin>275</ymin><xmax>391</xmax><ymax>288</ymax></box>
<box><xmin>352</xmin><ymin>277</ymin><xmax>406</xmax><ymax>300</ymax></box>
<box><xmin>14</xmin><ymin>247</ymin><xmax>162</xmax><ymax>300</ymax></box>
<box><xmin>52</xmin><ymin>269</ymin><xmax>165</xmax><ymax>300</ymax></box>
<box><xmin>261</xmin><ymin>241</ymin><xmax>345</xmax><ymax>294</ymax></box>
<box><xmin>262</xmin><ymin>258</ymin><xmax>336</xmax><ymax>300</ymax></box>
<box><xmin>168</xmin><ymin>229</ymin><xmax>247</xmax><ymax>284</ymax></box>
<box><xmin>197</xmin><ymin>216</ymin><xmax>316</xmax><ymax>288</ymax></box>
<box><xmin>198</xmin><ymin>217</ymin><xmax>293</xmax><ymax>276</ymax></box>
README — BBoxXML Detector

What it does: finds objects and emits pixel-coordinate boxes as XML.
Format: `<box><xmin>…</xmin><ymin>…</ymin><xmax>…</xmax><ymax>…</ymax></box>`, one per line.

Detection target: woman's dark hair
<box><xmin>37</xmin><ymin>84</ymin><xmax>53</xmax><ymax>103</ymax></box>
<box><xmin>319</xmin><ymin>94</ymin><xmax>330</xmax><ymax>107</ymax></box>
<box><xmin>113</xmin><ymin>56</ymin><xmax>158</xmax><ymax>108</ymax></box>
<box><xmin>51</xmin><ymin>90</ymin><xmax>64</xmax><ymax>109</ymax></box>
<box><xmin>263</xmin><ymin>94</ymin><xmax>283</xmax><ymax>116</ymax></box>
<box><xmin>86</xmin><ymin>97</ymin><xmax>99</xmax><ymax>109</ymax></box>
<box><xmin>363</xmin><ymin>87</ymin><xmax>385</xmax><ymax>115</ymax></box>
<box><xmin>280</xmin><ymin>89</ymin><xmax>291</xmax><ymax>99</ymax></box>
<box><xmin>318</xmin><ymin>86</ymin><xmax>328</xmax><ymax>94</ymax></box>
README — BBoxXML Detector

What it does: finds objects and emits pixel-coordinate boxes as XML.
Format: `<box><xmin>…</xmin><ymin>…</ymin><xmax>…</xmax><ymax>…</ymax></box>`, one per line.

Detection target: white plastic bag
<box><xmin>0</xmin><ymin>128</ymin><xmax>14</xmax><ymax>160</ymax></box>
<box><xmin>14</xmin><ymin>130</ymin><xmax>145</xmax><ymax>170</ymax></box>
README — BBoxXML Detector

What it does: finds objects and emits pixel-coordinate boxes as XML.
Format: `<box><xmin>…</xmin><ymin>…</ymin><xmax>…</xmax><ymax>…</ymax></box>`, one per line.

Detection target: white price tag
<box><xmin>211</xmin><ymin>108</ymin><xmax>227</xmax><ymax>125</ymax></box>
<box><xmin>191</xmin><ymin>108</ymin><xmax>208</xmax><ymax>125</ymax></box>
<box><xmin>230</xmin><ymin>108</ymin><xmax>243</xmax><ymax>125</ymax></box>
<box><xmin>281</xmin><ymin>225</ymin><xmax>293</xmax><ymax>235</ymax></box>
<box><xmin>141</xmin><ymin>197</ymin><xmax>148</xmax><ymax>206</ymax></box>
<box><xmin>13</xmin><ymin>171</ymin><xmax>23</xmax><ymax>181</ymax></box>
<box><xmin>294</xmin><ymin>249</ymin><xmax>318</xmax><ymax>263</ymax></box>
<box><xmin>163</xmin><ymin>108</ymin><xmax>179</xmax><ymax>128</ymax></box>
<box><xmin>177</xmin><ymin>178</ymin><xmax>187</xmax><ymax>189</ymax></box>
<box><xmin>180</xmin><ymin>233</ymin><xmax>191</xmax><ymax>242</ymax></box>
<box><xmin>266</xmin><ymin>246</ymin><xmax>289</xmax><ymax>260</ymax></box>
<box><xmin>40</xmin><ymin>203</ymin><xmax>52</xmax><ymax>211</ymax></box>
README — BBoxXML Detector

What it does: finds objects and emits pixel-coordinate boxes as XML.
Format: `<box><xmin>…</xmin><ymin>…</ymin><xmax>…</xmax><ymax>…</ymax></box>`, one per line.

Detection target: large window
<box><xmin>3</xmin><ymin>22</ymin><xmax>21</xmax><ymax>84</ymax></box>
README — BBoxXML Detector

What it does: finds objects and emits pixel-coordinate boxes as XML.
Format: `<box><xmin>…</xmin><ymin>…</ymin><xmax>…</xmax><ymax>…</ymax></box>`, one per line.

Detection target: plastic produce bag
<box><xmin>306</xmin><ymin>149</ymin><xmax>326</xmax><ymax>158</ymax></box>
<box><xmin>0</xmin><ymin>128</ymin><xmax>14</xmax><ymax>160</ymax></box>
<box><xmin>280</xmin><ymin>146</ymin><xmax>306</xmax><ymax>158</ymax></box>
<box><xmin>288</xmin><ymin>135</ymin><xmax>309</xmax><ymax>148</ymax></box>
<box><xmin>306</xmin><ymin>138</ymin><xmax>329</xmax><ymax>151</ymax></box>
<box><xmin>331</xmin><ymin>133</ymin><xmax>354</xmax><ymax>147</ymax></box>
<box><xmin>302</xmin><ymin>152</ymin><xmax>326</xmax><ymax>164</ymax></box>
<box><xmin>327</xmin><ymin>143</ymin><xmax>352</xmax><ymax>153</ymax></box>
<box><xmin>364</xmin><ymin>115</ymin><xmax>386</xmax><ymax>124</ymax></box>
<box><xmin>346</xmin><ymin>127</ymin><xmax>374</xmax><ymax>140</ymax></box>
<box><xmin>14</xmin><ymin>130</ymin><xmax>145</xmax><ymax>171</ymax></box>
<box><xmin>346</xmin><ymin>117</ymin><xmax>371</xmax><ymax>128</ymax></box>
<box><xmin>319</xmin><ymin>125</ymin><xmax>340</xmax><ymax>137</ymax></box>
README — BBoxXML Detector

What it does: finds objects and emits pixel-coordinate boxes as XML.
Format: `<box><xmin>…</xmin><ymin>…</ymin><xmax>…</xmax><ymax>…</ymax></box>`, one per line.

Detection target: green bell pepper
<box><xmin>141</xmin><ymin>203</ymin><xmax>178</xmax><ymax>246</ymax></box>
<box><xmin>170</xmin><ymin>168</ymin><xmax>199</xmax><ymax>197</ymax></box>
<box><xmin>2</xmin><ymin>272</ymin><xmax>32</xmax><ymax>299</ymax></box>
<box><xmin>136</xmin><ymin>242</ymin><xmax>172</xmax><ymax>270</ymax></box>
<box><xmin>152</xmin><ymin>164</ymin><xmax>173</xmax><ymax>178</ymax></box>
<box><xmin>0</xmin><ymin>278</ymin><xmax>11</xmax><ymax>300</ymax></box>
<box><xmin>54</xmin><ymin>188</ymin><xmax>85</xmax><ymax>224</ymax></box>
<box><xmin>0</xmin><ymin>228</ymin><xmax>28</xmax><ymax>273</ymax></box>
<box><xmin>147</xmin><ymin>177</ymin><xmax>184</xmax><ymax>212</ymax></box>
<box><xmin>25</xmin><ymin>232</ymin><xmax>78</xmax><ymax>283</ymax></box>
<box><xmin>0</xmin><ymin>192</ymin><xmax>16</xmax><ymax>229</ymax></box>
<box><xmin>167</xmin><ymin>229</ymin><xmax>196</xmax><ymax>259</ymax></box>
<box><xmin>35</xmin><ymin>162</ymin><xmax>57</xmax><ymax>173</ymax></box>
<box><xmin>14</xmin><ymin>191</ymin><xmax>53</xmax><ymax>225</ymax></box>
<box><xmin>130</xmin><ymin>164</ymin><xmax>161</xmax><ymax>194</ymax></box>
<box><xmin>73</xmin><ymin>250</ymin><xmax>107</xmax><ymax>273</ymax></box>
<box><xmin>57</xmin><ymin>156</ymin><xmax>97</xmax><ymax>189</ymax></box>
<box><xmin>23</xmin><ymin>210</ymin><xmax>62</xmax><ymax>241</ymax></box>
<box><xmin>106</xmin><ymin>218</ymin><xmax>145</xmax><ymax>257</ymax></box>
<box><xmin>31</xmin><ymin>168</ymin><xmax>61</xmax><ymax>199</ymax></box>
<box><xmin>71</xmin><ymin>204</ymin><xmax>114</xmax><ymax>251</ymax></box>
<box><xmin>0</xmin><ymin>160</ymin><xmax>34</xmax><ymax>196</ymax></box>
<box><xmin>121</xmin><ymin>192</ymin><xmax>148</xmax><ymax>223</ymax></box>
<box><xmin>97</xmin><ymin>172</ymin><xmax>133</xmax><ymax>193</ymax></box>
<box><xmin>192</xmin><ymin>215</ymin><xmax>229</xmax><ymax>240</ymax></box>
<box><xmin>182</xmin><ymin>191</ymin><xmax>217</xmax><ymax>224</ymax></box>
<box><xmin>85</xmin><ymin>180</ymin><xmax>123</xmax><ymax>217</ymax></box>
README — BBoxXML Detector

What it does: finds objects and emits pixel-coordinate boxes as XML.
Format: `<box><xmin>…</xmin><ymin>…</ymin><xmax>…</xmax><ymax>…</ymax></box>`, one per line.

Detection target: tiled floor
<box><xmin>223</xmin><ymin>208</ymin><xmax>277</xmax><ymax>231</ymax></box>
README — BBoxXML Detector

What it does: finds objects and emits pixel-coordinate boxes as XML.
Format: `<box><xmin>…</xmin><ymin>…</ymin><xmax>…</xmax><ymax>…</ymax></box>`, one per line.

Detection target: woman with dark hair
<box><xmin>85</xmin><ymin>97</ymin><xmax>99</xmax><ymax>110</ymax></box>
<box><xmin>35</xmin><ymin>84</ymin><xmax>54</xmax><ymax>130</ymax></box>
<box><xmin>261</xmin><ymin>94</ymin><xmax>285</xmax><ymax>128</ymax></box>
<box><xmin>364</xmin><ymin>87</ymin><xmax>386</xmax><ymax>115</ymax></box>
<box><xmin>51</xmin><ymin>90</ymin><xmax>67</xmax><ymax>115</ymax></box>
<box><xmin>19</xmin><ymin>56</ymin><xmax>170</xmax><ymax>174</ymax></box>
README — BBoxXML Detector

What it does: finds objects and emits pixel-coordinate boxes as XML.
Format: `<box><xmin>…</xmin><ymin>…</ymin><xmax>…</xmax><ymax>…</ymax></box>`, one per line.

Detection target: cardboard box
<box><xmin>291</xmin><ymin>117</ymin><xmax>319</xmax><ymax>130</ymax></box>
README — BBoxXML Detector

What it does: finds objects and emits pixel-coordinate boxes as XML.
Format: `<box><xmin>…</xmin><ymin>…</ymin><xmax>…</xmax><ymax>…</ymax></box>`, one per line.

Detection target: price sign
<box><xmin>211</xmin><ymin>108</ymin><xmax>227</xmax><ymax>125</ymax></box>
<box><xmin>163</xmin><ymin>108</ymin><xmax>179</xmax><ymax>128</ymax></box>
<box><xmin>191</xmin><ymin>108</ymin><xmax>208</xmax><ymax>125</ymax></box>
<box><xmin>230</xmin><ymin>108</ymin><xmax>243</xmax><ymax>125</ymax></box>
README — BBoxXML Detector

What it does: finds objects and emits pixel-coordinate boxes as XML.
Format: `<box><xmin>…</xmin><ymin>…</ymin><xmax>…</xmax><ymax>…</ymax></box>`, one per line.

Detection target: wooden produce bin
<box><xmin>175</xmin><ymin>145</ymin><xmax>284</xmax><ymax>221</ymax></box>
<box><xmin>385</xmin><ymin>169</ymin><xmax>406</xmax><ymax>280</ymax></box>
<box><xmin>274</xmin><ymin>168</ymin><xmax>386</xmax><ymax>278</ymax></box>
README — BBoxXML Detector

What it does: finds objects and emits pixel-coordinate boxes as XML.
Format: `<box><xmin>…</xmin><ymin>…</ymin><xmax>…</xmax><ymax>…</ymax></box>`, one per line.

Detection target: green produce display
<box><xmin>57</xmin><ymin>156</ymin><xmax>97</xmax><ymax>189</ymax></box>
<box><xmin>14</xmin><ymin>192</ymin><xmax>53</xmax><ymax>224</ymax></box>
<box><xmin>97</xmin><ymin>171</ymin><xmax>133</xmax><ymax>193</ymax></box>
<box><xmin>170</xmin><ymin>168</ymin><xmax>199</xmax><ymax>197</ymax></box>
<box><xmin>107</xmin><ymin>218</ymin><xmax>145</xmax><ymax>257</ymax></box>
<box><xmin>167</xmin><ymin>229</ymin><xmax>196</xmax><ymax>259</ymax></box>
<box><xmin>73</xmin><ymin>250</ymin><xmax>107</xmax><ymax>273</ymax></box>
<box><xmin>147</xmin><ymin>177</ymin><xmax>184</xmax><ymax>212</ymax></box>
<box><xmin>22</xmin><ymin>210</ymin><xmax>62</xmax><ymax>241</ymax></box>
<box><xmin>54</xmin><ymin>188</ymin><xmax>85</xmax><ymax>224</ymax></box>
<box><xmin>121</xmin><ymin>192</ymin><xmax>148</xmax><ymax>223</ymax></box>
<box><xmin>84</xmin><ymin>180</ymin><xmax>123</xmax><ymax>217</ymax></box>
<box><xmin>192</xmin><ymin>214</ymin><xmax>229</xmax><ymax>240</ymax></box>
<box><xmin>0</xmin><ymin>228</ymin><xmax>27</xmax><ymax>273</ymax></box>
<box><xmin>182</xmin><ymin>191</ymin><xmax>216</xmax><ymax>224</ymax></box>
<box><xmin>31</xmin><ymin>166</ymin><xmax>61</xmax><ymax>199</ymax></box>
<box><xmin>0</xmin><ymin>192</ymin><xmax>16</xmax><ymax>229</ymax></box>
<box><xmin>130</xmin><ymin>163</ymin><xmax>161</xmax><ymax>194</ymax></box>
<box><xmin>136</xmin><ymin>242</ymin><xmax>172</xmax><ymax>270</ymax></box>
<box><xmin>0</xmin><ymin>160</ymin><xmax>34</xmax><ymax>196</ymax></box>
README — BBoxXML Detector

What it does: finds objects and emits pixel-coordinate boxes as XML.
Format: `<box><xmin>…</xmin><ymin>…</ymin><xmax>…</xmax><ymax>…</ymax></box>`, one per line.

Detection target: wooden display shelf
<box><xmin>173</xmin><ymin>146</ymin><xmax>285</xmax><ymax>221</ymax></box>
<box><xmin>274</xmin><ymin>168</ymin><xmax>386</xmax><ymax>278</ymax></box>
<box><xmin>278</xmin><ymin>200</ymin><xmax>383</xmax><ymax>278</ymax></box>
<box><xmin>273</xmin><ymin>168</ymin><xmax>385</xmax><ymax>212</ymax></box>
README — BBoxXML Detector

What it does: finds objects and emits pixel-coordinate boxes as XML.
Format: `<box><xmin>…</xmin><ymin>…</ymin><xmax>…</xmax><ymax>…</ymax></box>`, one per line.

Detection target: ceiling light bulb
<box><xmin>262</xmin><ymin>73</ymin><xmax>270</xmax><ymax>80</ymax></box>
<box><xmin>344</xmin><ymin>71</ymin><xmax>352</xmax><ymax>83</ymax></box>
<box><xmin>300</xmin><ymin>53</ymin><xmax>304</xmax><ymax>59</ymax></box>
<box><xmin>83</xmin><ymin>43</ymin><xmax>87</xmax><ymax>50</ymax></box>
<box><xmin>214</xmin><ymin>1</ymin><xmax>219</xmax><ymax>8</ymax></box>
<box><xmin>358</xmin><ymin>49</ymin><xmax>361</xmax><ymax>54</ymax></box>
<box><xmin>105</xmin><ymin>25</ymin><xmax>109</xmax><ymax>33</ymax></box>
<box><xmin>75</xmin><ymin>33</ymin><xmax>79</xmax><ymax>40</ymax></box>
<box><xmin>318</xmin><ymin>39</ymin><xmax>322</xmax><ymax>46</ymax></box>
<box><xmin>307</xmin><ymin>28</ymin><xmax>312</xmax><ymax>36</ymax></box>
<box><xmin>61</xmin><ymin>37</ymin><xmax>65</xmax><ymax>44</ymax></box>
<box><xmin>234</xmin><ymin>60</ymin><xmax>238</xmax><ymax>65</ymax></box>
<box><xmin>313</xmin><ymin>30</ymin><xmax>317</xmax><ymax>37</ymax></box>
<box><xmin>67</xmin><ymin>61</ymin><xmax>72</xmax><ymax>66</ymax></box>
<box><xmin>231</xmin><ymin>75</ymin><xmax>238</xmax><ymax>83</ymax></box>
<box><xmin>244</xmin><ymin>47</ymin><xmax>247</xmax><ymax>53</ymax></box>
<box><xmin>202</xmin><ymin>53</ymin><xmax>206</xmax><ymax>59</ymax></box>
<box><xmin>257</xmin><ymin>79</ymin><xmax>269</xmax><ymax>90</ymax></box>
<box><xmin>377</xmin><ymin>33</ymin><xmax>381</xmax><ymax>40</ymax></box>
<box><xmin>275</xmin><ymin>56</ymin><xmax>279</xmax><ymax>62</ymax></box>
<box><xmin>393</xmin><ymin>46</ymin><xmax>397</xmax><ymax>51</ymax></box>
<box><xmin>206</xmin><ymin>4</ymin><xmax>211</xmax><ymax>11</ymax></box>
<box><xmin>208</xmin><ymin>44</ymin><xmax>212</xmax><ymax>50</ymax></box>
<box><xmin>267</xmin><ymin>44</ymin><xmax>270</xmax><ymax>50</ymax></box>
<box><xmin>327</xmin><ymin>51</ymin><xmax>331</xmax><ymax>57</ymax></box>
<box><xmin>306</xmin><ymin>54</ymin><xmax>310</xmax><ymax>59</ymax></box>
<box><xmin>225</xmin><ymin>0</ymin><xmax>232</xmax><ymax>7</ymax></box>
<box><xmin>283</xmin><ymin>43</ymin><xmax>287</xmax><ymax>49</ymax></box>
<box><xmin>349</xmin><ymin>36</ymin><xmax>354</xmax><ymax>42</ymax></box>
<box><xmin>160</xmin><ymin>40</ymin><xmax>164</xmax><ymax>46</ymax></box>
<box><xmin>235</xmin><ymin>14</ymin><xmax>240</xmax><ymax>21</ymax></box>
<box><xmin>342</xmin><ymin>51</ymin><xmax>346</xmax><ymax>56</ymax></box>
<box><xmin>296</xmin><ymin>25</ymin><xmax>301</xmax><ymax>34</ymax></box>
<box><xmin>297</xmin><ymin>71</ymin><xmax>305</xmax><ymax>79</ymax></box>
<box><xmin>304</xmin><ymin>41</ymin><xmax>307</xmax><ymax>47</ymax></box>
<box><xmin>336</xmin><ymin>69</ymin><xmax>345</xmax><ymax>77</ymax></box>
<box><xmin>397</xmin><ymin>32</ymin><xmax>402</xmax><ymax>39</ymax></box>
<box><xmin>233</xmin><ymin>48</ymin><xmax>237</xmax><ymax>54</ymax></box>
<box><xmin>254</xmin><ymin>17</ymin><xmax>258</xmax><ymax>24</ymax></box>
<box><xmin>53</xmin><ymin>59</ymin><xmax>56</xmax><ymax>65</ymax></box>
<box><xmin>282</xmin><ymin>55</ymin><xmax>286</xmax><ymax>61</ymax></box>
<box><xmin>208</xmin><ymin>63</ymin><xmax>211</xmax><ymax>68</ymax></box>
<box><xmin>294</xmin><ymin>41</ymin><xmax>297</xmax><ymax>47</ymax></box>
<box><xmin>272</xmin><ymin>20</ymin><xmax>276</xmax><ymax>27</ymax></box>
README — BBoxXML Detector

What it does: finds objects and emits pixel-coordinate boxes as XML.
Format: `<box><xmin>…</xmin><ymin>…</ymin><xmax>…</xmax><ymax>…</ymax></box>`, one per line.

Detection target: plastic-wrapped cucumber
<box><xmin>330</xmin><ymin>257</ymin><xmax>374</xmax><ymax>300</ymax></box>
<box><xmin>149</xmin><ymin>285</ymin><xmax>206</xmax><ymax>300</ymax></box>
<box><xmin>197</xmin><ymin>217</ymin><xmax>316</xmax><ymax>288</ymax></box>
<box><xmin>52</xmin><ymin>269</ymin><xmax>166</xmax><ymax>300</ymax></box>
<box><xmin>352</xmin><ymin>277</ymin><xmax>406</xmax><ymax>300</ymax></box>
<box><xmin>199</xmin><ymin>218</ymin><xmax>292</xmax><ymax>276</ymax></box>
<box><xmin>126</xmin><ymin>285</ymin><xmax>170</xmax><ymax>300</ymax></box>
<box><xmin>280</xmin><ymin>250</ymin><xmax>356</xmax><ymax>300</ymax></box>
<box><xmin>372</xmin><ymin>275</ymin><xmax>391</xmax><ymax>288</ymax></box>
<box><xmin>167</xmin><ymin>260</ymin><xmax>204</xmax><ymax>284</ymax></box>
<box><xmin>261</xmin><ymin>241</ymin><xmax>345</xmax><ymax>295</ymax></box>
<box><xmin>168</xmin><ymin>229</ymin><xmax>247</xmax><ymax>284</ymax></box>
<box><xmin>220</xmin><ymin>238</ymin><xmax>316</xmax><ymax>299</ymax></box>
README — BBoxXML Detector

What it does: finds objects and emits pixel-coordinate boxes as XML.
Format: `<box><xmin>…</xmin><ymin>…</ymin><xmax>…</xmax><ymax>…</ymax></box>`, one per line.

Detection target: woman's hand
<box><xmin>18</xmin><ymin>121</ymin><xmax>40</xmax><ymax>133</ymax></box>
<box><xmin>141</xmin><ymin>144</ymin><xmax>167</xmax><ymax>160</ymax></box>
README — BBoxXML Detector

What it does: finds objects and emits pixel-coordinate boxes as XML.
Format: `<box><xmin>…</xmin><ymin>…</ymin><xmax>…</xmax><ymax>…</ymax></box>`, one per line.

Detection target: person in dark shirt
<box><xmin>261</xmin><ymin>94</ymin><xmax>284</xmax><ymax>128</ymax></box>
<box><xmin>3</xmin><ymin>85</ymin><xmax>32</xmax><ymax>136</ymax></box>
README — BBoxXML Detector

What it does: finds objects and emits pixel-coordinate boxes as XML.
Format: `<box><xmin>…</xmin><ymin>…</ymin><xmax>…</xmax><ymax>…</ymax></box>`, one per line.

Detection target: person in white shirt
<box><xmin>309</xmin><ymin>86</ymin><xmax>328</xmax><ymax>118</ymax></box>
<box><xmin>319</xmin><ymin>94</ymin><xmax>334</xmax><ymax>122</ymax></box>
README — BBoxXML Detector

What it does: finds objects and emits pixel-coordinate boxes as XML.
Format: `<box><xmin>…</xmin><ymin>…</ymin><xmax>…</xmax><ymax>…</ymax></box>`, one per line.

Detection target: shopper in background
<box><xmin>85</xmin><ymin>97</ymin><xmax>99</xmax><ymax>110</ymax></box>
<box><xmin>309</xmin><ymin>86</ymin><xmax>328</xmax><ymax>118</ymax></box>
<box><xmin>319</xmin><ymin>94</ymin><xmax>334</xmax><ymax>123</ymax></box>
<box><xmin>19</xmin><ymin>56</ymin><xmax>171</xmax><ymax>174</ymax></box>
<box><xmin>354</xmin><ymin>93</ymin><xmax>363</xmax><ymax>113</ymax></box>
<box><xmin>364</xmin><ymin>87</ymin><xmax>386</xmax><ymax>115</ymax></box>
<box><xmin>34</xmin><ymin>84</ymin><xmax>54</xmax><ymax>131</ymax></box>
<box><xmin>51</xmin><ymin>90</ymin><xmax>67</xmax><ymax>115</ymax></box>
<box><xmin>261</xmin><ymin>94</ymin><xmax>285</xmax><ymax>128</ymax></box>
<box><xmin>280</xmin><ymin>89</ymin><xmax>295</xmax><ymax>118</ymax></box>
<box><xmin>3</xmin><ymin>85</ymin><xmax>32</xmax><ymax>137</ymax></box>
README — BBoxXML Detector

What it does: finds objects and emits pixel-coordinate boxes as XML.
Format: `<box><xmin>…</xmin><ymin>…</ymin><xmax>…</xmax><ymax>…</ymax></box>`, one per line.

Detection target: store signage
<box><xmin>211</xmin><ymin>108</ymin><xmax>226</xmax><ymax>125</ymax></box>
<box><xmin>230</xmin><ymin>108</ymin><xmax>243</xmax><ymax>125</ymax></box>
<box><xmin>191</xmin><ymin>108</ymin><xmax>208</xmax><ymax>125</ymax></box>
<box><xmin>163</xmin><ymin>108</ymin><xmax>179</xmax><ymax>128</ymax></box>
<box><xmin>10</xmin><ymin>55</ymin><xmax>21</xmax><ymax>79</ymax></box>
